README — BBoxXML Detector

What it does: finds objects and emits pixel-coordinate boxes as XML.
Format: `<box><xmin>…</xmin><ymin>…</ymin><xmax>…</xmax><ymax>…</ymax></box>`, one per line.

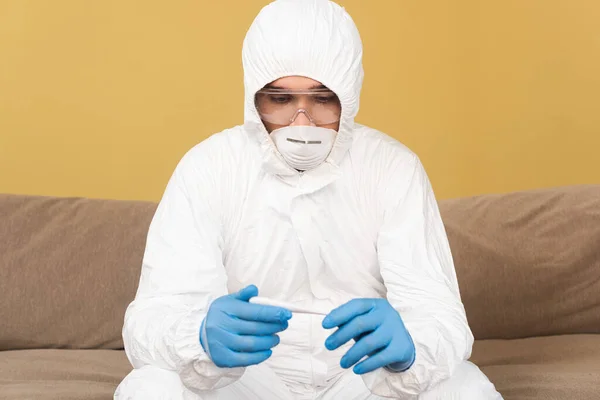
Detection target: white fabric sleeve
<box><xmin>122</xmin><ymin>146</ymin><xmax>245</xmax><ymax>393</ymax></box>
<box><xmin>362</xmin><ymin>155</ymin><xmax>474</xmax><ymax>399</ymax></box>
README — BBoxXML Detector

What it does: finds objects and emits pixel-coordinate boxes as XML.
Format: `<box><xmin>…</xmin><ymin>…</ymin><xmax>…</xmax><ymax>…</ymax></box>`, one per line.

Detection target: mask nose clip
<box><xmin>286</xmin><ymin>138</ymin><xmax>322</xmax><ymax>144</ymax></box>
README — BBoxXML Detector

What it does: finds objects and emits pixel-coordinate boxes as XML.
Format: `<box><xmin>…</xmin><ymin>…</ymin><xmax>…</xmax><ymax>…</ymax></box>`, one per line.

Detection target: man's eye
<box><xmin>269</xmin><ymin>95</ymin><xmax>292</xmax><ymax>104</ymax></box>
<box><xmin>314</xmin><ymin>96</ymin><xmax>335</xmax><ymax>103</ymax></box>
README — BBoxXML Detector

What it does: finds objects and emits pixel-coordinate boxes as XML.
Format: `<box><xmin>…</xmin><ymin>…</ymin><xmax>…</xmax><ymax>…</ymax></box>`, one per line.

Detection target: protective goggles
<box><xmin>255</xmin><ymin>88</ymin><xmax>341</xmax><ymax>126</ymax></box>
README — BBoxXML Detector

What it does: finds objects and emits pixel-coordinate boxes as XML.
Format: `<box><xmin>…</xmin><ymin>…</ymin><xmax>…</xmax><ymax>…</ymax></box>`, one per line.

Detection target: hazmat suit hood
<box><xmin>242</xmin><ymin>0</ymin><xmax>364</xmax><ymax>176</ymax></box>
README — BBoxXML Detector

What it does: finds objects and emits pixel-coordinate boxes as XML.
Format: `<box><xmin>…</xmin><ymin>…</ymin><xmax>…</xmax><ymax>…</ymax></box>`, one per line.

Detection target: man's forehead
<box><xmin>265</xmin><ymin>76</ymin><xmax>327</xmax><ymax>90</ymax></box>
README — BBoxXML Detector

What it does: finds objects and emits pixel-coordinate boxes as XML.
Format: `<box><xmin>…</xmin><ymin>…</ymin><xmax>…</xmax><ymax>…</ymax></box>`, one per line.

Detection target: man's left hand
<box><xmin>322</xmin><ymin>298</ymin><xmax>416</xmax><ymax>375</ymax></box>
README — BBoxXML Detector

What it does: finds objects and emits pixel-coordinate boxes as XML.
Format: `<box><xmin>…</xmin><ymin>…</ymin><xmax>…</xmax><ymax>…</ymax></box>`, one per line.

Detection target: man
<box><xmin>115</xmin><ymin>0</ymin><xmax>502</xmax><ymax>398</ymax></box>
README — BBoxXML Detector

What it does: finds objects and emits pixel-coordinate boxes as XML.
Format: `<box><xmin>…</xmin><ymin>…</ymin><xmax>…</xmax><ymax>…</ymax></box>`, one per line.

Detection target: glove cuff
<box><xmin>199</xmin><ymin>318</ymin><xmax>211</xmax><ymax>359</ymax></box>
<box><xmin>385</xmin><ymin>332</ymin><xmax>416</xmax><ymax>373</ymax></box>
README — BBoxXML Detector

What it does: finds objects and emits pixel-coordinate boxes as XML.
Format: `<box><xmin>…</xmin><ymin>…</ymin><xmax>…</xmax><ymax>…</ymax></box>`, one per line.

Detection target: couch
<box><xmin>1</xmin><ymin>185</ymin><xmax>599</xmax><ymax>399</ymax></box>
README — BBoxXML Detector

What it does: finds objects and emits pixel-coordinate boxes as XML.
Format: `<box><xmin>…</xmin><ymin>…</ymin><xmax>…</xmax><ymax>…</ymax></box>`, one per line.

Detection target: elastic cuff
<box><xmin>173</xmin><ymin>308</ymin><xmax>210</xmax><ymax>364</ymax></box>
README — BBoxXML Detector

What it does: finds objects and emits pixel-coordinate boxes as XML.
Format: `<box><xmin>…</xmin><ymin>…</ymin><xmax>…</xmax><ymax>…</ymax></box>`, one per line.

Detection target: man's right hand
<box><xmin>200</xmin><ymin>285</ymin><xmax>292</xmax><ymax>368</ymax></box>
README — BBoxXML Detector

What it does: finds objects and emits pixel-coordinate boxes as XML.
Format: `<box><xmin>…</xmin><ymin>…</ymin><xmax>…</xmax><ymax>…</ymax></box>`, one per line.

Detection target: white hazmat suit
<box><xmin>116</xmin><ymin>0</ymin><xmax>502</xmax><ymax>398</ymax></box>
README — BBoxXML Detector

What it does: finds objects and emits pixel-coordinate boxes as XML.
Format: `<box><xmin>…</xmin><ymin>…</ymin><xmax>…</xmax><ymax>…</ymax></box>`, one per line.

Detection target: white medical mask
<box><xmin>270</xmin><ymin>125</ymin><xmax>337</xmax><ymax>171</ymax></box>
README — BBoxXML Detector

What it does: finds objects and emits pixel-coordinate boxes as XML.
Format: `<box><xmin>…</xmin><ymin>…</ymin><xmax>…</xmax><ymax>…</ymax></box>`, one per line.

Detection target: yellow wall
<box><xmin>1</xmin><ymin>0</ymin><xmax>599</xmax><ymax>201</ymax></box>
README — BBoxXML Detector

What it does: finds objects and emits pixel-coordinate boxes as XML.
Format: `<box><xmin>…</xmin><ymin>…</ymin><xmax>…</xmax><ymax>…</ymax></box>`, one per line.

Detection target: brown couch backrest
<box><xmin>2</xmin><ymin>185</ymin><xmax>599</xmax><ymax>350</ymax></box>
<box><xmin>440</xmin><ymin>185</ymin><xmax>600</xmax><ymax>340</ymax></box>
<box><xmin>0</xmin><ymin>194</ymin><xmax>156</xmax><ymax>350</ymax></box>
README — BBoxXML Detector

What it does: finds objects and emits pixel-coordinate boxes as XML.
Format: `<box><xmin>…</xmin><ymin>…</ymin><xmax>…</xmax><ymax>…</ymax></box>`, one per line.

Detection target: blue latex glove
<box><xmin>322</xmin><ymin>298</ymin><xmax>416</xmax><ymax>375</ymax></box>
<box><xmin>200</xmin><ymin>285</ymin><xmax>292</xmax><ymax>368</ymax></box>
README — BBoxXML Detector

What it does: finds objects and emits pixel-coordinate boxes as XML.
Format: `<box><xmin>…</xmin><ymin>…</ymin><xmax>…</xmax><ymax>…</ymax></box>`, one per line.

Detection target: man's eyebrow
<box><xmin>264</xmin><ymin>83</ymin><xmax>328</xmax><ymax>90</ymax></box>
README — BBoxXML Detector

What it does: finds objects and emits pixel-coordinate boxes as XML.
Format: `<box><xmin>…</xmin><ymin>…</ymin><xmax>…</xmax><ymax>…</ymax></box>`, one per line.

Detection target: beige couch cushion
<box><xmin>0</xmin><ymin>194</ymin><xmax>156</xmax><ymax>350</ymax></box>
<box><xmin>1</xmin><ymin>336</ymin><xmax>598</xmax><ymax>400</ymax></box>
<box><xmin>0</xmin><ymin>349</ymin><xmax>130</xmax><ymax>400</ymax></box>
<box><xmin>471</xmin><ymin>334</ymin><xmax>600</xmax><ymax>400</ymax></box>
<box><xmin>440</xmin><ymin>185</ymin><xmax>600</xmax><ymax>339</ymax></box>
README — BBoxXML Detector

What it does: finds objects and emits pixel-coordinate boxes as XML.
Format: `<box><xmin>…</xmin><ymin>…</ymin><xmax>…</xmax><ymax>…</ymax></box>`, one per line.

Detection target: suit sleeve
<box><xmin>362</xmin><ymin>155</ymin><xmax>474</xmax><ymax>398</ymax></box>
<box><xmin>122</xmin><ymin>145</ymin><xmax>245</xmax><ymax>393</ymax></box>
